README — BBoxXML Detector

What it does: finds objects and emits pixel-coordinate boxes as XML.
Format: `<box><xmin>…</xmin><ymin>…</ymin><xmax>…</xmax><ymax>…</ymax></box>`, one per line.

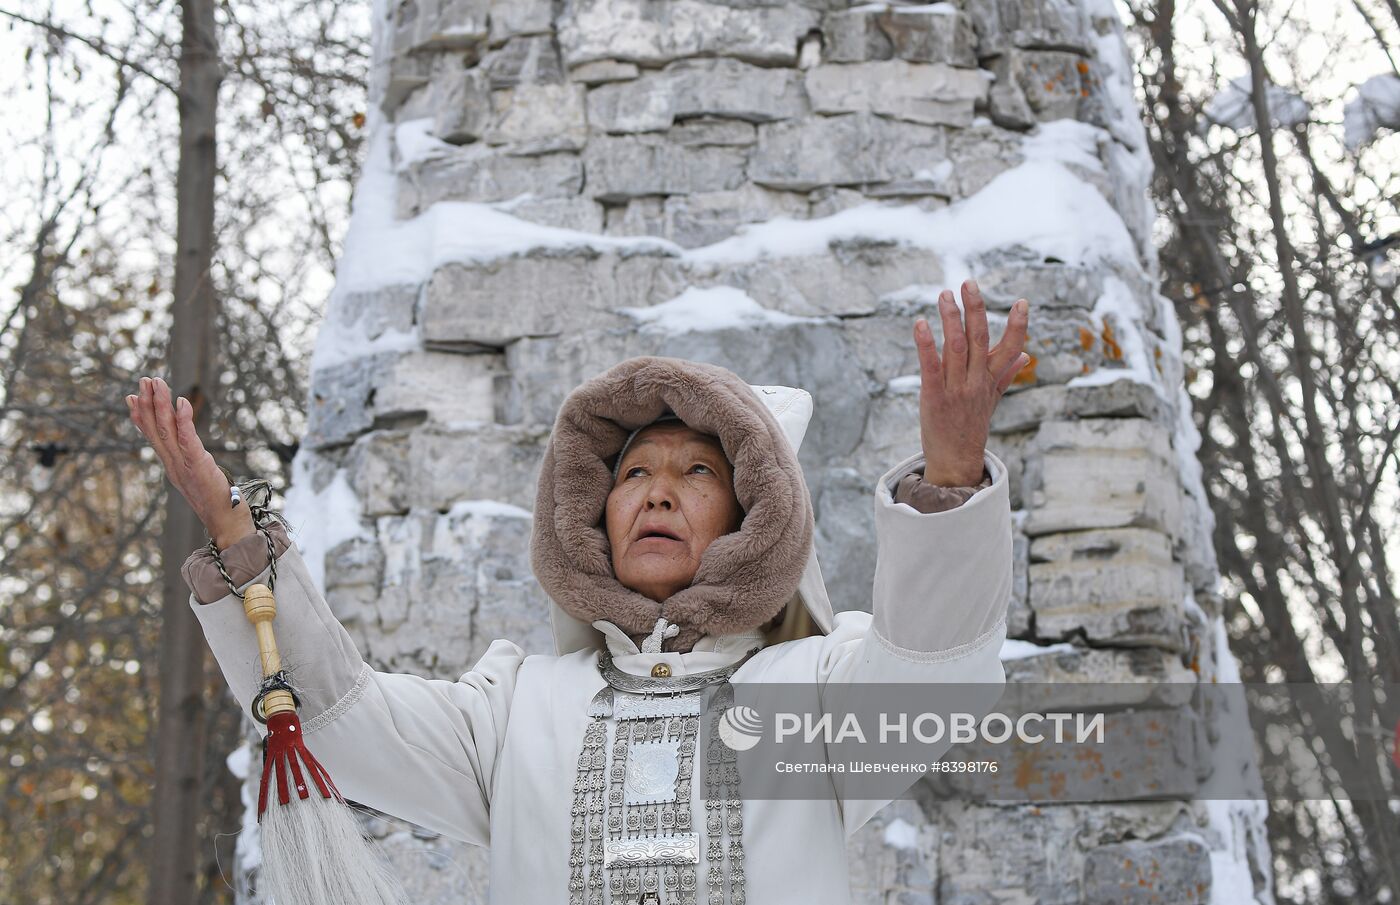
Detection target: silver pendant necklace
<box><xmin>568</xmin><ymin>644</ymin><xmax>761</xmax><ymax>905</ymax></box>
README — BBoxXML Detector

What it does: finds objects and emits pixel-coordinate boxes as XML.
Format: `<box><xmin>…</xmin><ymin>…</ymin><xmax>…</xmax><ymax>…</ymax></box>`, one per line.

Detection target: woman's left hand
<box><xmin>913</xmin><ymin>279</ymin><xmax>1030</xmax><ymax>487</ymax></box>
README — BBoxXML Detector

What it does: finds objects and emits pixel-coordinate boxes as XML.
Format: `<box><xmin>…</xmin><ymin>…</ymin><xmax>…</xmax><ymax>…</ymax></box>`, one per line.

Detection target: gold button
<box><xmin>651</xmin><ymin>663</ymin><xmax>672</xmax><ymax>678</ymax></box>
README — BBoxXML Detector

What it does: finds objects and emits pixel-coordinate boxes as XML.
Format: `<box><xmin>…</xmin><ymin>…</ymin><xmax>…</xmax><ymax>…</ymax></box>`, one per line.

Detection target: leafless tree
<box><xmin>0</xmin><ymin>2</ymin><xmax>367</xmax><ymax>902</ymax></box>
<box><xmin>1123</xmin><ymin>0</ymin><xmax>1400</xmax><ymax>901</ymax></box>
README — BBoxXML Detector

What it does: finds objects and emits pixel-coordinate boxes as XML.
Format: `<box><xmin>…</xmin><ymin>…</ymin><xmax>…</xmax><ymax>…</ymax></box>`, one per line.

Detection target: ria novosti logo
<box><xmin>717</xmin><ymin>705</ymin><xmax>764</xmax><ymax>751</ymax></box>
<box><xmin>715</xmin><ymin>704</ymin><xmax>1105</xmax><ymax>750</ymax></box>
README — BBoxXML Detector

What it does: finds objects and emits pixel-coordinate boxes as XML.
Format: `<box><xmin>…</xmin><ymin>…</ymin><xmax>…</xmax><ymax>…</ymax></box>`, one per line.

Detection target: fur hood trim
<box><xmin>529</xmin><ymin>356</ymin><xmax>832</xmax><ymax>655</ymax></box>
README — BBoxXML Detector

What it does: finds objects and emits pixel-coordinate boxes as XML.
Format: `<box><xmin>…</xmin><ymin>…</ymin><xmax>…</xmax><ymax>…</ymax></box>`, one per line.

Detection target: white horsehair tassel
<box><xmin>640</xmin><ymin>616</ymin><xmax>680</xmax><ymax>653</ymax></box>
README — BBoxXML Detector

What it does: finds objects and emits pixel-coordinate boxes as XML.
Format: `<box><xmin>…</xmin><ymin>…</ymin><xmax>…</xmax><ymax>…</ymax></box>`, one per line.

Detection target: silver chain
<box><xmin>205</xmin><ymin>474</ymin><xmax>289</xmax><ymax>598</ymax></box>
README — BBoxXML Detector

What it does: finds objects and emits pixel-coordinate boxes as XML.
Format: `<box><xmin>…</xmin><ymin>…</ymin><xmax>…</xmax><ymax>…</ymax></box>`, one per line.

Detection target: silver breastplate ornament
<box><xmin>567</xmin><ymin>643</ymin><xmax>762</xmax><ymax>905</ymax></box>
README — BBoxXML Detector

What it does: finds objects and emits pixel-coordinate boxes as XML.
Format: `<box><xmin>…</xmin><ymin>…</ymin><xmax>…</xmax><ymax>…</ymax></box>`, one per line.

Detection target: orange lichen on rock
<box><xmin>1012</xmin><ymin>353</ymin><xmax>1038</xmax><ymax>386</ymax></box>
<box><xmin>1076</xmin><ymin>60</ymin><xmax>1090</xmax><ymax>75</ymax></box>
<box><xmin>1101</xmin><ymin>320</ymin><xmax>1123</xmax><ymax>361</ymax></box>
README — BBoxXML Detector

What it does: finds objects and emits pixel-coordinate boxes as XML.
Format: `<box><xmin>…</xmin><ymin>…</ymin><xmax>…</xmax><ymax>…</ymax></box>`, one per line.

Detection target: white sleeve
<box><xmin>820</xmin><ymin>449</ymin><xmax>1013</xmax><ymax>838</ymax></box>
<box><xmin>189</xmin><ymin>541</ymin><xmax>525</xmax><ymax>847</ymax></box>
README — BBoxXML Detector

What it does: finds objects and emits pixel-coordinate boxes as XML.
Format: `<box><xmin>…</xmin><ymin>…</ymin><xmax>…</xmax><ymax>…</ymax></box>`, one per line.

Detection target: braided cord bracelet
<box><xmin>205</xmin><ymin>472</ymin><xmax>300</xmax><ymax>723</ymax></box>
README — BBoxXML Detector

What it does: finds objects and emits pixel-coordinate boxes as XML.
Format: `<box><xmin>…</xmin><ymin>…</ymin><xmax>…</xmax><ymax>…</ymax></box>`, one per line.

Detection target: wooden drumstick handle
<box><xmin>242</xmin><ymin>583</ymin><xmax>296</xmax><ymax>718</ymax></box>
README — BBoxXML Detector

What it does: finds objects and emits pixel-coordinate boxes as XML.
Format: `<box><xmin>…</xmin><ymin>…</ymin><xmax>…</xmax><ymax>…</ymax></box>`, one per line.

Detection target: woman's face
<box><xmin>605</xmin><ymin>422</ymin><xmax>744</xmax><ymax>603</ymax></box>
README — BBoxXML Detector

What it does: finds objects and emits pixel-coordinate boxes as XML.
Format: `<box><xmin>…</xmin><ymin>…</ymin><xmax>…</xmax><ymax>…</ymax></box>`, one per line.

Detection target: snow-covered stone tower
<box><xmin>230</xmin><ymin>0</ymin><xmax>1277</xmax><ymax>901</ymax></box>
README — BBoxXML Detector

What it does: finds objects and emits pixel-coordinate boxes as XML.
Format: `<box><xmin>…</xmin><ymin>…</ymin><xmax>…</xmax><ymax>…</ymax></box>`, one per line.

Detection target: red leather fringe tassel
<box><xmin>257</xmin><ymin>710</ymin><xmax>345</xmax><ymax>820</ymax></box>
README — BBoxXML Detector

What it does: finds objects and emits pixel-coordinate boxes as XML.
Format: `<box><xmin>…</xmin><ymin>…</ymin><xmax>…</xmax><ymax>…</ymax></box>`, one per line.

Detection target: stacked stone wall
<box><xmin>232</xmin><ymin>1</ymin><xmax>1276</xmax><ymax>902</ymax></box>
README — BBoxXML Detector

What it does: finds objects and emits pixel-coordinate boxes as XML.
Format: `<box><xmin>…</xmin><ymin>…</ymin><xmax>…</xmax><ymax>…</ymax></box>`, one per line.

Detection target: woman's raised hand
<box><xmin>125</xmin><ymin>376</ymin><xmax>254</xmax><ymax>547</ymax></box>
<box><xmin>913</xmin><ymin>279</ymin><xmax>1030</xmax><ymax>487</ymax></box>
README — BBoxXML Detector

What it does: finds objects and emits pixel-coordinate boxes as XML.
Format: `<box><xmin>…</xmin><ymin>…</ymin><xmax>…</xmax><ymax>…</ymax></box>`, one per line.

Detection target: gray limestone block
<box><xmin>989</xmin><ymin>74</ymin><xmax>1038</xmax><ymax>131</ymax></box>
<box><xmin>373</xmin><ymin>349</ymin><xmax>503</xmax><ymax>427</ymax></box>
<box><xmin>824</xmin><ymin>5</ymin><xmax>977</xmax><ymax>67</ymax></box>
<box><xmin>808</xmin><ymin>464</ymin><xmax>879</xmax><ymax>618</ymax></box>
<box><xmin>1008</xmin><ymin>528</ymin><xmax>1031</xmax><ymax>635</ymax></box>
<box><xmin>1083</xmin><ymin>836</ymin><xmax>1212</xmax><ymax>905</ymax></box>
<box><xmin>992</xmin><ymin>430</ymin><xmax>1032</xmax><ymax>511</ymax></box>
<box><xmin>847</xmin><ymin>799</ymin><xmax>936</xmax><ymax>905</ymax></box>
<box><xmin>304</xmin><ymin>350</ymin><xmax>503</xmax><ymax>450</ymax></box>
<box><xmin>638</xmin><ymin>319</ymin><xmax>875</xmax><ymax>462</ymax></box>
<box><xmin>424</xmin><ymin>502</ymin><xmax>554</xmax><ymax>664</ymax></box>
<box><xmin>667</xmin><ymin>117</ymin><xmax>759</xmax><ymax>148</ymax></box>
<box><xmin>987</xmin><ymin>48</ymin><xmax>1091</xmax><ymax>126</ymax></box>
<box><xmin>501</xmin><ymin>331</ymin><xmax>651</xmax><ymax>425</ymax></box>
<box><xmin>854</xmin><ymin>386</ymin><xmax>924</xmax><ymax>480</ymax></box>
<box><xmin>934</xmin><ymin>802</ymin><xmax>1196</xmax><ymax>905</ymax></box>
<box><xmin>1002</xmin><ymin>645</ymin><xmax>1197</xmax><ymax>697</ymax></box>
<box><xmin>880</xmin><ymin>5</ymin><xmax>979</xmax><ymax>66</ymax></box>
<box><xmin>427</xmin><ymin>64</ymin><xmax>491</xmax><ymax>144</ymax></box>
<box><xmin>752</xmin><ymin>113</ymin><xmax>949</xmax><ymax>191</ymax></box>
<box><xmin>661</xmin><ymin>184</ymin><xmax>808</xmax><ymax>248</ymax></box>
<box><xmin>823</xmin><ymin>7</ymin><xmax>895</xmax><ymax>63</ymax></box>
<box><xmin>492</xmin><ymin>195</ymin><xmax>605</xmax><ymax>233</ymax></box>
<box><xmin>557</xmin><ymin>0</ymin><xmax>821</xmax><ymax>68</ymax></box>
<box><xmin>586</xmin><ymin>58</ymin><xmax>808</xmax><ymax>135</ymax></box>
<box><xmin>581</xmin><ymin>135</ymin><xmax>750</xmax><ymax>201</ymax></box>
<box><xmin>348</xmin><ymin>422</ymin><xmax>551</xmax><ymax>517</ymax></box>
<box><xmin>1022</xmin><ymin>418</ymin><xmax>1184</xmax><ymax>539</ymax></box>
<box><xmin>991</xmin><ymin>380</ymin><xmax>1164</xmax><ymax>433</ymax></box>
<box><xmin>934</xmin><ymin>803</ymin><xmax>1099</xmax><ymax>904</ymax></box>
<box><xmin>945</xmin><ymin>123</ymin><xmax>1026</xmax><ymax>198</ymax></box>
<box><xmin>1015</xmin><ymin>304</ymin><xmax>1105</xmax><ymax>386</ymax></box>
<box><xmin>383</xmin><ymin>51</ymin><xmax>433</xmax><ymax>116</ymax></box>
<box><xmin>486</xmin><ymin>0</ymin><xmax>552</xmax><ymax>46</ymax></box>
<box><xmin>807</xmin><ymin>186</ymin><xmax>874</xmax><ymax>218</ymax></box>
<box><xmin>324</xmin><ymin>535</ymin><xmax>387</xmax><ymax>630</ymax></box>
<box><xmin>399</xmin><ymin>0</ymin><xmax>491</xmax><ymax>54</ymax></box>
<box><xmin>804</xmin><ymin>61</ymin><xmax>989</xmax><ymax>127</ymax></box>
<box><xmin>422</xmin><ymin>252</ymin><xmax>684</xmax><ymax>346</ymax></box>
<box><xmin>567</xmin><ymin>59</ymin><xmax>642</xmax><ymax>85</ymax></box>
<box><xmin>962</xmin><ymin>0</ymin><xmax>1091</xmax><ymax>57</ymax></box>
<box><xmin>1028</xmin><ymin>526</ymin><xmax>1185</xmax><ymax>649</ymax></box>
<box><xmin>509</xmin><ymin>321</ymin><xmax>871</xmax><ymax>469</ymax></box>
<box><xmin>482</xmin><ymin>34</ymin><xmax>565</xmax><ymax>89</ymax></box>
<box><xmin>335</xmin><ymin>284</ymin><xmax>419</xmax><ymax>342</ymax></box>
<box><xmin>694</xmin><ymin>240</ymin><xmax>948</xmax><ymax>318</ymax></box>
<box><xmin>971</xmin><ymin>257</ymin><xmax>1101</xmax><ymax>311</ymax></box>
<box><xmin>484</xmin><ymin>83</ymin><xmax>588</xmax><ymax>154</ymax></box>
<box><xmin>938</xmin><ymin>705</ymin><xmax>1201</xmax><ymax>803</ymax></box>
<box><xmin>837</xmin><ymin>296</ymin><xmax>955</xmax><ymax>384</ymax></box>
<box><xmin>305</xmin><ymin>352</ymin><xmax>400</xmax><ymax>450</ymax></box>
<box><xmin>603</xmin><ymin>196</ymin><xmax>667</xmax><ymax>238</ymax></box>
<box><xmin>396</xmin><ymin>146</ymin><xmax>583</xmax><ymax>215</ymax></box>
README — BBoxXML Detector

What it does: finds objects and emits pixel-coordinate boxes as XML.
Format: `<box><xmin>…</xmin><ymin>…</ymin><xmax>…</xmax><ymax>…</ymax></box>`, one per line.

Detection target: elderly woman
<box><xmin>128</xmin><ymin>281</ymin><xmax>1030</xmax><ymax>905</ymax></box>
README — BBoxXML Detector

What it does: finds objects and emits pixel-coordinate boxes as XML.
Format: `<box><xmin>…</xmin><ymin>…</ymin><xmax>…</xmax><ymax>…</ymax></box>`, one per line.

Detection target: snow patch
<box><xmin>882</xmin><ymin>817</ymin><xmax>921</xmax><ymax>850</ymax></box>
<box><xmin>281</xmin><ymin>453</ymin><xmax>373</xmax><ymax>594</ymax></box>
<box><xmin>1203</xmin><ymin>76</ymin><xmax>1310</xmax><ymax>132</ymax></box>
<box><xmin>887</xmin><ymin>374</ymin><xmax>922</xmax><ymax>395</ymax></box>
<box><xmin>394</xmin><ymin>118</ymin><xmax>455</xmax><ymax>172</ymax></box>
<box><xmin>1021</xmin><ymin>120</ymin><xmax>1105</xmax><ymax>172</ymax></box>
<box><xmin>891</xmin><ymin>3</ymin><xmax>958</xmax><ymax>15</ymax></box>
<box><xmin>1343</xmin><ymin>73</ymin><xmax>1400</xmax><ymax>150</ymax></box>
<box><xmin>443</xmin><ymin>498</ymin><xmax>534</xmax><ymax>520</ymax></box>
<box><xmin>1000</xmin><ymin>639</ymin><xmax>1077</xmax><ymax>660</ymax></box>
<box><xmin>618</xmin><ymin>286</ymin><xmax>831</xmax><ymax>335</ymax></box>
<box><xmin>686</xmin><ymin>160</ymin><xmax>1136</xmax><ymax>290</ymax></box>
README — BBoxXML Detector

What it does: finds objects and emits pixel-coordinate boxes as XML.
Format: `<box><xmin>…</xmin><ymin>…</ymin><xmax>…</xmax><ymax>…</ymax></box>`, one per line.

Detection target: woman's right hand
<box><xmin>126</xmin><ymin>376</ymin><xmax>254</xmax><ymax>548</ymax></box>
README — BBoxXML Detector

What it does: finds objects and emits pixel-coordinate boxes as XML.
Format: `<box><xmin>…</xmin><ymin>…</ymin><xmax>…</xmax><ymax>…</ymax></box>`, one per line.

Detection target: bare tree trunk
<box><xmin>147</xmin><ymin>1</ymin><xmax>223</xmax><ymax>902</ymax></box>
